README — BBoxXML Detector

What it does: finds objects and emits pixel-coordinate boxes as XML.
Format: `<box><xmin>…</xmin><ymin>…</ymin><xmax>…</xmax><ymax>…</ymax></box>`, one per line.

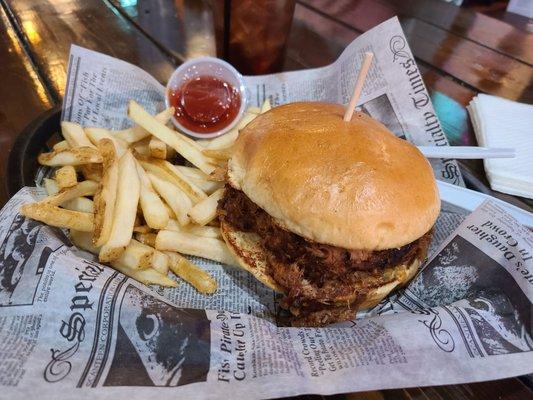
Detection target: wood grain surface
<box><xmin>0</xmin><ymin>1</ymin><xmax>531</xmax><ymax>397</ymax></box>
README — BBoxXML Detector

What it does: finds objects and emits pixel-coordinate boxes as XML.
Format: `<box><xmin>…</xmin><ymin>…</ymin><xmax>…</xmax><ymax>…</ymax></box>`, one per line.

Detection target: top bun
<box><xmin>228</xmin><ymin>102</ymin><xmax>440</xmax><ymax>250</ymax></box>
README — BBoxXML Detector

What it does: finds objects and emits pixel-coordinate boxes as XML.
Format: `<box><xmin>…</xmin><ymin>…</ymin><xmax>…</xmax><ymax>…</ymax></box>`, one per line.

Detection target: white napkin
<box><xmin>467</xmin><ymin>94</ymin><xmax>533</xmax><ymax>199</ymax></box>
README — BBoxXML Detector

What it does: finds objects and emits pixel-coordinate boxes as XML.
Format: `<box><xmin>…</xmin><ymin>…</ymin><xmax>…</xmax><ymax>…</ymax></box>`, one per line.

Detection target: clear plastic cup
<box><xmin>165</xmin><ymin>56</ymin><xmax>247</xmax><ymax>139</ymax></box>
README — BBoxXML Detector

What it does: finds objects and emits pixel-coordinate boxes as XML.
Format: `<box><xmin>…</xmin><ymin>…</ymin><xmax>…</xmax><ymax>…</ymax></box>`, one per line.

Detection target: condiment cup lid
<box><xmin>165</xmin><ymin>56</ymin><xmax>247</xmax><ymax>139</ymax></box>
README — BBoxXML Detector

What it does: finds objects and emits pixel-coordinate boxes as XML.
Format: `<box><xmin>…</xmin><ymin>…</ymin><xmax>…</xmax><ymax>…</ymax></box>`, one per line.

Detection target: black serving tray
<box><xmin>6</xmin><ymin>106</ymin><xmax>62</xmax><ymax>197</ymax></box>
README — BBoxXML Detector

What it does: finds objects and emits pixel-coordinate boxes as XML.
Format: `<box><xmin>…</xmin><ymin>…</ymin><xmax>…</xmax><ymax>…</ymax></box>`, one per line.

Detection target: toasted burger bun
<box><xmin>220</xmin><ymin>220</ymin><xmax>421</xmax><ymax>308</ymax></box>
<box><xmin>228</xmin><ymin>102</ymin><xmax>440</xmax><ymax>251</ymax></box>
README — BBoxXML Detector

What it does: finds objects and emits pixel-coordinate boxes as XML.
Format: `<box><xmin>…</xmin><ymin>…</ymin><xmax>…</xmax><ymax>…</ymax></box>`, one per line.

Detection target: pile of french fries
<box><xmin>20</xmin><ymin>98</ymin><xmax>271</xmax><ymax>293</ymax></box>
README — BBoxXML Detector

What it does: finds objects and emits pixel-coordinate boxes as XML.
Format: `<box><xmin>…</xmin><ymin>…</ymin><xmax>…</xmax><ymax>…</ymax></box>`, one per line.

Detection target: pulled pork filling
<box><xmin>218</xmin><ymin>186</ymin><xmax>432</xmax><ymax>326</ymax></box>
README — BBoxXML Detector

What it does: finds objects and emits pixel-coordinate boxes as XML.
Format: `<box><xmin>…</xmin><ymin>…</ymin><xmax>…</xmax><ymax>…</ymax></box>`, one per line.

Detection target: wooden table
<box><xmin>0</xmin><ymin>0</ymin><xmax>531</xmax><ymax>398</ymax></box>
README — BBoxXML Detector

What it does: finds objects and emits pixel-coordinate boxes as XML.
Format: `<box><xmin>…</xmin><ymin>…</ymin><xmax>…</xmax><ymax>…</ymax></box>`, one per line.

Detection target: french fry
<box><xmin>53</xmin><ymin>140</ymin><xmax>70</xmax><ymax>152</ymax></box>
<box><xmin>156</xmin><ymin>230</ymin><xmax>235</xmax><ymax>265</ymax></box>
<box><xmin>173</xmin><ymin>166</ymin><xmax>224</xmax><ymax>194</ymax></box>
<box><xmin>147</xmin><ymin>172</ymin><xmax>192</xmax><ymax>226</ymax></box>
<box><xmin>131</xmin><ymin>137</ymin><xmax>151</xmax><ymax>157</ymax></box>
<box><xmin>162</xmin><ymin>202</ymin><xmax>177</xmax><ymax>220</ymax></box>
<box><xmin>247</xmin><ymin>106</ymin><xmax>261</xmax><ymax>114</ymax></box>
<box><xmin>63</xmin><ymin>197</ymin><xmax>94</xmax><ymax>213</ymax></box>
<box><xmin>188</xmin><ymin>188</ymin><xmax>224</xmax><ymax>226</ymax></box>
<box><xmin>61</xmin><ymin>121</ymin><xmax>96</xmax><ymax>148</ymax></box>
<box><xmin>38</xmin><ymin>147</ymin><xmax>102</xmax><ymax>166</ymax></box>
<box><xmin>135</xmin><ymin>232</ymin><xmax>157</xmax><ymax>247</ymax></box>
<box><xmin>202</xmin><ymin>147</ymin><xmax>233</xmax><ymax>161</ymax></box>
<box><xmin>260</xmin><ymin>98</ymin><xmax>271</xmax><ymax>113</ymax></box>
<box><xmin>135</xmin><ymin>162</ymin><xmax>169</xmax><ymax>229</ymax></box>
<box><xmin>128</xmin><ymin>100</ymin><xmax>215</xmax><ymax>174</ymax></box>
<box><xmin>93</xmin><ymin>140</ymin><xmax>119</xmax><ymax>247</ymax></box>
<box><xmin>151</xmin><ymin>250</ymin><xmax>169</xmax><ymax>275</ymax></box>
<box><xmin>166</xmin><ymin>251</ymin><xmax>217</xmax><ymax>294</ymax></box>
<box><xmin>79</xmin><ymin>164</ymin><xmax>103</xmax><ymax>182</ymax></box>
<box><xmin>117</xmin><ymin>239</ymin><xmax>154</xmax><ymax>270</ymax></box>
<box><xmin>70</xmin><ymin>230</ymin><xmax>100</xmax><ymax>255</ymax></box>
<box><xmin>140</xmin><ymin>159</ymin><xmax>207</xmax><ymax>203</ymax></box>
<box><xmin>115</xmin><ymin>107</ymin><xmax>175</xmax><ymax>144</ymax></box>
<box><xmin>203</xmin><ymin>128</ymin><xmax>239</xmax><ymax>150</ymax></box>
<box><xmin>111</xmin><ymin>261</ymin><xmax>178</xmax><ymax>287</ymax></box>
<box><xmin>190</xmin><ymin>178</ymin><xmax>224</xmax><ymax>194</ymax></box>
<box><xmin>209</xmin><ymin>164</ymin><xmax>227</xmax><ymax>182</ymax></box>
<box><xmin>164</xmin><ymin>219</ymin><xmax>222</xmax><ymax>239</ymax></box>
<box><xmin>55</xmin><ymin>166</ymin><xmax>77</xmax><ymax>189</ymax></box>
<box><xmin>149</xmin><ymin>137</ymin><xmax>167</xmax><ymax>159</ymax></box>
<box><xmin>85</xmin><ymin>127</ymin><xmax>128</xmax><ymax>155</ymax></box>
<box><xmin>237</xmin><ymin>112</ymin><xmax>258</xmax><ymax>130</ymax></box>
<box><xmin>42</xmin><ymin>180</ymin><xmax>99</xmax><ymax>206</ymax></box>
<box><xmin>43</xmin><ymin>178</ymin><xmax>59</xmax><ymax>196</ymax></box>
<box><xmin>134</xmin><ymin>214</ymin><xmax>143</xmax><ymax>227</ymax></box>
<box><xmin>99</xmin><ymin>151</ymin><xmax>140</xmax><ymax>262</ymax></box>
<box><xmin>174</xmin><ymin>166</ymin><xmax>209</xmax><ymax>181</ymax></box>
<box><xmin>21</xmin><ymin>203</ymin><xmax>94</xmax><ymax>231</ymax></box>
<box><xmin>133</xmin><ymin>225</ymin><xmax>152</xmax><ymax>234</ymax></box>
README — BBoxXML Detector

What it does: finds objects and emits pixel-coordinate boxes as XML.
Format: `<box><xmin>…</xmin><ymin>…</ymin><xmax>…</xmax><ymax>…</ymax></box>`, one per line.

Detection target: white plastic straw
<box><xmin>417</xmin><ymin>146</ymin><xmax>515</xmax><ymax>159</ymax></box>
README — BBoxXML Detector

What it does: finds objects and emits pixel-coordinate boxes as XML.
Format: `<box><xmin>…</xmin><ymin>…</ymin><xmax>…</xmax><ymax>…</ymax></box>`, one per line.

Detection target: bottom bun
<box><xmin>220</xmin><ymin>221</ymin><xmax>422</xmax><ymax>324</ymax></box>
<box><xmin>220</xmin><ymin>221</ymin><xmax>285</xmax><ymax>293</ymax></box>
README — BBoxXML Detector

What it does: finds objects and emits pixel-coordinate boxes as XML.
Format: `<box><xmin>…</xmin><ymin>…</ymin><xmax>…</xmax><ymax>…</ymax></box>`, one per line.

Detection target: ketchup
<box><xmin>168</xmin><ymin>75</ymin><xmax>241</xmax><ymax>134</ymax></box>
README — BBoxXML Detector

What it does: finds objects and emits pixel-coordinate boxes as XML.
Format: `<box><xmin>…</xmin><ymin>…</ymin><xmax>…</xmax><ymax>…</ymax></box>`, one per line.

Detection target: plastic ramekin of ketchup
<box><xmin>166</xmin><ymin>57</ymin><xmax>247</xmax><ymax>138</ymax></box>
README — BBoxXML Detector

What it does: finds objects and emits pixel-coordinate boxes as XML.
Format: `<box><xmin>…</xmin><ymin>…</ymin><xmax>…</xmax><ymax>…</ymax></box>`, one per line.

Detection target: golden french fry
<box><xmin>70</xmin><ymin>230</ymin><xmax>100</xmax><ymax>254</ymax></box>
<box><xmin>188</xmin><ymin>188</ymin><xmax>224</xmax><ymax>226</ymax></box>
<box><xmin>133</xmin><ymin>225</ymin><xmax>152</xmax><ymax>234</ymax></box>
<box><xmin>42</xmin><ymin>180</ymin><xmax>99</xmax><ymax>206</ymax></box>
<box><xmin>21</xmin><ymin>203</ymin><xmax>94</xmax><ymax>231</ymax></box>
<box><xmin>162</xmin><ymin>202</ymin><xmax>176</xmax><ymax>220</ymax></box>
<box><xmin>115</xmin><ymin>108</ymin><xmax>175</xmax><ymax>144</ymax></box>
<box><xmin>173</xmin><ymin>166</ymin><xmax>224</xmax><ymax>194</ymax></box>
<box><xmin>93</xmin><ymin>140</ymin><xmax>119</xmax><ymax>247</ymax></box>
<box><xmin>237</xmin><ymin>112</ymin><xmax>258</xmax><ymax>130</ymax></box>
<box><xmin>140</xmin><ymin>159</ymin><xmax>207</xmax><ymax>203</ymax></box>
<box><xmin>111</xmin><ymin>261</ymin><xmax>178</xmax><ymax>287</ymax></box>
<box><xmin>38</xmin><ymin>147</ymin><xmax>102</xmax><ymax>166</ymax></box>
<box><xmin>131</xmin><ymin>137</ymin><xmax>151</xmax><ymax>157</ymax></box>
<box><xmin>260</xmin><ymin>98</ymin><xmax>271</xmax><ymax>113</ymax></box>
<box><xmin>209</xmin><ymin>164</ymin><xmax>227</xmax><ymax>182</ymax></box>
<box><xmin>79</xmin><ymin>164</ymin><xmax>103</xmax><ymax>182</ymax></box>
<box><xmin>135</xmin><ymin>232</ymin><xmax>157</xmax><ymax>247</ymax></box>
<box><xmin>156</xmin><ymin>230</ymin><xmax>234</xmax><ymax>264</ymax></box>
<box><xmin>166</xmin><ymin>251</ymin><xmax>217</xmax><ymax>294</ymax></box>
<box><xmin>164</xmin><ymin>219</ymin><xmax>222</xmax><ymax>239</ymax></box>
<box><xmin>203</xmin><ymin>128</ymin><xmax>239</xmax><ymax>150</ymax></box>
<box><xmin>135</xmin><ymin>162</ymin><xmax>169</xmax><ymax>229</ymax></box>
<box><xmin>151</xmin><ymin>250</ymin><xmax>169</xmax><ymax>275</ymax></box>
<box><xmin>55</xmin><ymin>166</ymin><xmax>77</xmax><ymax>189</ymax></box>
<box><xmin>147</xmin><ymin>172</ymin><xmax>192</xmax><ymax>226</ymax></box>
<box><xmin>61</xmin><ymin>121</ymin><xmax>96</xmax><ymax>148</ymax></box>
<box><xmin>202</xmin><ymin>147</ymin><xmax>233</xmax><ymax>161</ymax></box>
<box><xmin>85</xmin><ymin>127</ymin><xmax>128</xmax><ymax>156</ymax></box>
<box><xmin>63</xmin><ymin>197</ymin><xmax>94</xmax><ymax>213</ymax></box>
<box><xmin>128</xmin><ymin>100</ymin><xmax>215</xmax><ymax>174</ymax></box>
<box><xmin>99</xmin><ymin>151</ymin><xmax>140</xmax><ymax>262</ymax></box>
<box><xmin>43</xmin><ymin>178</ymin><xmax>59</xmax><ymax>196</ymax></box>
<box><xmin>149</xmin><ymin>137</ymin><xmax>168</xmax><ymax>159</ymax></box>
<box><xmin>53</xmin><ymin>140</ymin><xmax>70</xmax><ymax>152</ymax></box>
<box><xmin>173</xmin><ymin>166</ymin><xmax>208</xmax><ymax>180</ymax></box>
<box><xmin>247</xmin><ymin>106</ymin><xmax>260</xmax><ymax>114</ymax></box>
<box><xmin>116</xmin><ymin>239</ymin><xmax>154</xmax><ymax>270</ymax></box>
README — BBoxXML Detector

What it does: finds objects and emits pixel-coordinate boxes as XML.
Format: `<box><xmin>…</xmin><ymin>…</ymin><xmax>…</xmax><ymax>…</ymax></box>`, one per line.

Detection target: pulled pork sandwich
<box><xmin>217</xmin><ymin>102</ymin><xmax>440</xmax><ymax>326</ymax></box>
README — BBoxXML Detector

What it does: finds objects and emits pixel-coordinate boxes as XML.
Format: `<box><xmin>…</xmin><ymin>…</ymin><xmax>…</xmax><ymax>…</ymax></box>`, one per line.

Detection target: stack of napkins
<box><xmin>468</xmin><ymin>94</ymin><xmax>533</xmax><ymax>199</ymax></box>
